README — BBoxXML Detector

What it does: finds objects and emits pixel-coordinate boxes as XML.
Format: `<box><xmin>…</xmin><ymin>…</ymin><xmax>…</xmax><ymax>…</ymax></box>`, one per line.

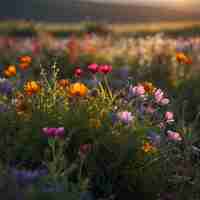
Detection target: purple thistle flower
<box><xmin>42</xmin><ymin>127</ymin><xmax>65</xmax><ymax>138</ymax></box>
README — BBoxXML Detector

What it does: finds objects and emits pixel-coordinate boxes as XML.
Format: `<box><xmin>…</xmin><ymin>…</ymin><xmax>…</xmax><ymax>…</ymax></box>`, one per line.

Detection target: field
<box><xmin>1</xmin><ymin>21</ymin><xmax>200</xmax><ymax>200</ymax></box>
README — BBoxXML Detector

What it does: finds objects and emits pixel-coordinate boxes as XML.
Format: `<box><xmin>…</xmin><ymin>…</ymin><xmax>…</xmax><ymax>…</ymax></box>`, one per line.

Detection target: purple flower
<box><xmin>147</xmin><ymin>131</ymin><xmax>161</xmax><ymax>146</ymax></box>
<box><xmin>54</xmin><ymin>127</ymin><xmax>65</xmax><ymax>137</ymax></box>
<box><xmin>117</xmin><ymin>111</ymin><xmax>134</xmax><ymax>124</ymax></box>
<box><xmin>10</xmin><ymin>168</ymin><xmax>48</xmax><ymax>186</ymax></box>
<box><xmin>0</xmin><ymin>79</ymin><xmax>13</xmax><ymax>96</ymax></box>
<box><xmin>42</xmin><ymin>127</ymin><xmax>65</xmax><ymax>138</ymax></box>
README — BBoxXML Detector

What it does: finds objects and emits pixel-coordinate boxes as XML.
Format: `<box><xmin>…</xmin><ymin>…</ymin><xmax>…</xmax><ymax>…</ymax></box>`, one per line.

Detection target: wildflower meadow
<box><xmin>0</xmin><ymin>21</ymin><xmax>200</xmax><ymax>200</ymax></box>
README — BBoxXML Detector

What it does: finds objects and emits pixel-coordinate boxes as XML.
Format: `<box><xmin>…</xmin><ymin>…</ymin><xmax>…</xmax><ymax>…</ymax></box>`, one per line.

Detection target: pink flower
<box><xmin>160</xmin><ymin>98</ymin><xmax>170</xmax><ymax>105</ymax></box>
<box><xmin>88</xmin><ymin>63</ymin><xmax>99</xmax><ymax>74</ymax></box>
<box><xmin>167</xmin><ymin>130</ymin><xmax>182</xmax><ymax>141</ymax></box>
<box><xmin>165</xmin><ymin>112</ymin><xmax>174</xmax><ymax>123</ymax></box>
<box><xmin>158</xmin><ymin>122</ymin><xmax>165</xmax><ymax>129</ymax></box>
<box><xmin>154</xmin><ymin>89</ymin><xmax>164</xmax><ymax>103</ymax></box>
<box><xmin>117</xmin><ymin>111</ymin><xmax>134</xmax><ymax>124</ymax></box>
<box><xmin>98</xmin><ymin>65</ymin><xmax>112</xmax><ymax>74</ymax></box>
<box><xmin>129</xmin><ymin>84</ymin><xmax>145</xmax><ymax>97</ymax></box>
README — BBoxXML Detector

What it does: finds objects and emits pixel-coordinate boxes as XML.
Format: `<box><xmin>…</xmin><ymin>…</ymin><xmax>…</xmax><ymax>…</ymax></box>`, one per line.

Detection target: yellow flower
<box><xmin>24</xmin><ymin>81</ymin><xmax>40</xmax><ymax>96</ymax></box>
<box><xmin>69</xmin><ymin>82</ymin><xmax>88</xmax><ymax>97</ymax></box>
<box><xmin>4</xmin><ymin>65</ymin><xmax>17</xmax><ymax>77</ymax></box>
<box><xmin>142</xmin><ymin>142</ymin><xmax>156</xmax><ymax>153</ymax></box>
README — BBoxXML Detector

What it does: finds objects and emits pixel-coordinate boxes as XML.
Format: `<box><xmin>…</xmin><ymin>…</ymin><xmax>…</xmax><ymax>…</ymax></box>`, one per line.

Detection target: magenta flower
<box><xmin>98</xmin><ymin>65</ymin><xmax>112</xmax><ymax>74</ymax></box>
<box><xmin>165</xmin><ymin>112</ymin><xmax>174</xmax><ymax>123</ymax></box>
<box><xmin>117</xmin><ymin>111</ymin><xmax>134</xmax><ymax>124</ymax></box>
<box><xmin>42</xmin><ymin>127</ymin><xmax>65</xmax><ymax>138</ymax></box>
<box><xmin>54</xmin><ymin>127</ymin><xmax>65</xmax><ymax>137</ymax></box>
<box><xmin>167</xmin><ymin>130</ymin><xmax>182</xmax><ymax>141</ymax></box>
<box><xmin>88</xmin><ymin>63</ymin><xmax>99</xmax><ymax>74</ymax></box>
<box><xmin>129</xmin><ymin>84</ymin><xmax>145</xmax><ymax>97</ymax></box>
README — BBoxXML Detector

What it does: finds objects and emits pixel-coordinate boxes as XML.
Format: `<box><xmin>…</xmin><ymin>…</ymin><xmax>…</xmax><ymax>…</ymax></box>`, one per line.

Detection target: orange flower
<box><xmin>176</xmin><ymin>52</ymin><xmax>192</xmax><ymax>65</ymax></box>
<box><xmin>69</xmin><ymin>82</ymin><xmax>88</xmax><ymax>97</ymax></box>
<box><xmin>58</xmin><ymin>79</ymin><xmax>70</xmax><ymax>88</ymax></box>
<box><xmin>24</xmin><ymin>81</ymin><xmax>40</xmax><ymax>96</ymax></box>
<box><xmin>19</xmin><ymin>56</ymin><xmax>32</xmax><ymax>70</ymax></box>
<box><xmin>142</xmin><ymin>142</ymin><xmax>156</xmax><ymax>153</ymax></box>
<box><xmin>19</xmin><ymin>62</ymin><xmax>30</xmax><ymax>70</ymax></box>
<box><xmin>142</xmin><ymin>82</ymin><xmax>155</xmax><ymax>94</ymax></box>
<box><xmin>19</xmin><ymin>55</ymin><xmax>32</xmax><ymax>64</ymax></box>
<box><xmin>4</xmin><ymin>65</ymin><xmax>17</xmax><ymax>77</ymax></box>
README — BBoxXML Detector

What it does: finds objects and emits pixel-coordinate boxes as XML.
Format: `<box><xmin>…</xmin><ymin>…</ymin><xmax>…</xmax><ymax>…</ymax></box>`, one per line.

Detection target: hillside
<box><xmin>1</xmin><ymin>0</ymin><xmax>200</xmax><ymax>22</ymax></box>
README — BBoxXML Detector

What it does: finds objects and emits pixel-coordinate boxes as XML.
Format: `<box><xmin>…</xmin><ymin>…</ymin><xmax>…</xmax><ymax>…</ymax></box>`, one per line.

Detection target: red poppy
<box><xmin>74</xmin><ymin>67</ymin><xmax>83</xmax><ymax>78</ymax></box>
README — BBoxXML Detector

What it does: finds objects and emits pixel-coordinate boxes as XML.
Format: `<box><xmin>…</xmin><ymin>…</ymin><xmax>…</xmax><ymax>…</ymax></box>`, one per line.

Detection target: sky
<box><xmin>84</xmin><ymin>0</ymin><xmax>200</xmax><ymax>7</ymax></box>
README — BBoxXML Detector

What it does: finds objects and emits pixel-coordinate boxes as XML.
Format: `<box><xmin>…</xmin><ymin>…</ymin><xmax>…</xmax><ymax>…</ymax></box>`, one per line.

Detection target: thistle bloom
<box><xmin>69</xmin><ymin>82</ymin><xmax>88</xmax><ymax>97</ymax></box>
<box><xmin>42</xmin><ymin>127</ymin><xmax>65</xmax><ymax>138</ymax></box>
<box><xmin>24</xmin><ymin>81</ymin><xmax>40</xmax><ymax>96</ymax></box>
<box><xmin>117</xmin><ymin>111</ymin><xmax>134</xmax><ymax>124</ymax></box>
<box><xmin>3</xmin><ymin>65</ymin><xmax>17</xmax><ymax>77</ymax></box>
<box><xmin>88</xmin><ymin>63</ymin><xmax>99</xmax><ymax>74</ymax></box>
<box><xmin>167</xmin><ymin>130</ymin><xmax>182</xmax><ymax>141</ymax></box>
